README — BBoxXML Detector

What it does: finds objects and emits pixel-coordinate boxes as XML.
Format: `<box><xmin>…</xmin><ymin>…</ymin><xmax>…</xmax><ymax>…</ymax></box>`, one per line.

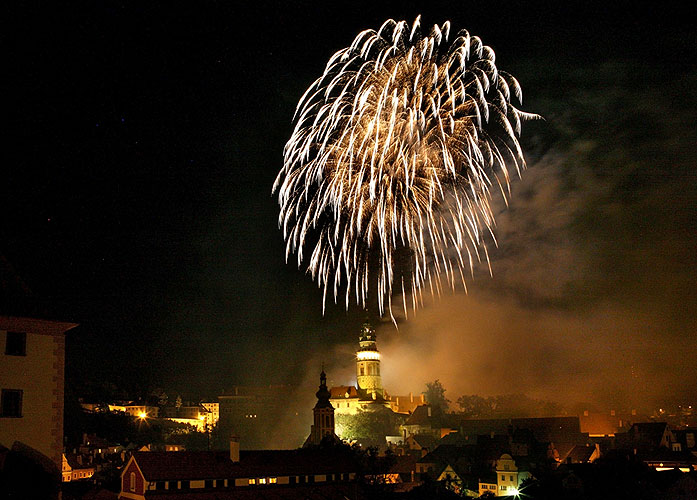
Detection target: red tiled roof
<box><xmin>132</xmin><ymin>449</ymin><xmax>358</xmax><ymax>481</ymax></box>
<box><xmin>329</xmin><ymin>386</ymin><xmax>359</xmax><ymax>399</ymax></box>
<box><xmin>140</xmin><ymin>483</ymin><xmax>364</xmax><ymax>499</ymax></box>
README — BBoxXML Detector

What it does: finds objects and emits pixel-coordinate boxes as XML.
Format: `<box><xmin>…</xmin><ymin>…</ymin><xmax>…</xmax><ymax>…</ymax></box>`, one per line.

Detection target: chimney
<box><xmin>230</xmin><ymin>435</ymin><xmax>240</xmax><ymax>463</ymax></box>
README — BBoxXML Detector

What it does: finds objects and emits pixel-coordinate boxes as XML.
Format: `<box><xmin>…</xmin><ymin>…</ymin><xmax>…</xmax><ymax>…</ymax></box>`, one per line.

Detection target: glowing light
<box><xmin>274</xmin><ymin>17</ymin><xmax>537</xmax><ymax>321</ymax></box>
<box><xmin>138</xmin><ymin>412</ymin><xmax>147</xmax><ymax>419</ymax></box>
<box><xmin>357</xmin><ymin>350</ymin><xmax>381</xmax><ymax>361</ymax></box>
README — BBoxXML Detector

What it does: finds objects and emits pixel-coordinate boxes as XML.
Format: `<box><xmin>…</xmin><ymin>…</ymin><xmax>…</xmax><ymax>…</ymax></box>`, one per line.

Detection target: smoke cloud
<box><xmin>365</xmin><ymin>62</ymin><xmax>696</xmax><ymax>412</ymax></box>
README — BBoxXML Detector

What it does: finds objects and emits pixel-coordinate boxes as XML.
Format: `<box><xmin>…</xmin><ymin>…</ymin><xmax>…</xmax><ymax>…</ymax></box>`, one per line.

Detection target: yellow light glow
<box><xmin>357</xmin><ymin>350</ymin><xmax>380</xmax><ymax>361</ymax></box>
<box><xmin>138</xmin><ymin>412</ymin><xmax>147</xmax><ymax>419</ymax></box>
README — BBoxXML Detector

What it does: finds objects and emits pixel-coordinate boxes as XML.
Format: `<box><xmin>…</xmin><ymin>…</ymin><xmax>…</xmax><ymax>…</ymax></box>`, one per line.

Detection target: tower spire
<box><xmin>304</xmin><ymin>369</ymin><xmax>338</xmax><ymax>447</ymax></box>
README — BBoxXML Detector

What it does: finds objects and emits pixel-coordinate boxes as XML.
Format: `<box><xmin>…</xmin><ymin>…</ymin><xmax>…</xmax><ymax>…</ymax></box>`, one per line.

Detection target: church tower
<box><xmin>356</xmin><ymin>322</ymin><xmax>384</xmax><ymax>399</ymax></box>
<box><xmin>304</xmin><ymin>370</ymin><xmax>337</xmax><ymax>446</ymax></box>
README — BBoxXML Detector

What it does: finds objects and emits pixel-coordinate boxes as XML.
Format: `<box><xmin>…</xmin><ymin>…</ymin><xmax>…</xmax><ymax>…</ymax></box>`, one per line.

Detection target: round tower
<box><xmin>356</xmin><ymin>322</ymin><xmax>383</xmax><ymax>399</ymax></box>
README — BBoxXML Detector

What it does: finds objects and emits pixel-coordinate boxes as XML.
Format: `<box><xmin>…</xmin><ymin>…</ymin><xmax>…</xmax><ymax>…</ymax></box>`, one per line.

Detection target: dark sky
<box><xmin>4</xmin><ymin>1</ymin><xmax>696</xmax><ymax>408</ymax></box>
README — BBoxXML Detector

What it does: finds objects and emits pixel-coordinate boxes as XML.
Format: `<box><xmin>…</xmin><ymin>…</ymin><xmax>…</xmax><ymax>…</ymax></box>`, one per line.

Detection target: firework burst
<box><xmin>274</xmin><ymin>16</ymin><xmax>538</xmax><ymax>321</ymax></box>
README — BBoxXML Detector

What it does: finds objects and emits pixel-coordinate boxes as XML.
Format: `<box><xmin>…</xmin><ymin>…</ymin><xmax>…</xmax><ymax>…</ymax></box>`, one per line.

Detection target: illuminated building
<box><xmin>118</xmin><ymin>447</ymin><xmax>358</xmax><ymax>499</ymax></box>
<box><xmin>329</xmin><ymin>322</ymin><xmax>392</xmax><ymax>416</ymax></box>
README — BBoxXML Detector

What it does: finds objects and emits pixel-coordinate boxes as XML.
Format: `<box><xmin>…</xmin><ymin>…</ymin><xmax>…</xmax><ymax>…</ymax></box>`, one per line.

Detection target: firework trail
<box><xmin>274</xmin><ymin>16</ymin><xmax>537</xmax><ymax>322</ymax></box>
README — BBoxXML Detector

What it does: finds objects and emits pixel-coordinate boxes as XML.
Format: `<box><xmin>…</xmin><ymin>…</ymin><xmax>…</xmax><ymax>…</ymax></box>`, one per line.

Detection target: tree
<box><xmin>456</xmin><ymin>394</ymin><xmax>494</xmax><ymax>418</ymax></box>
<box><xmin>335</xmin><ymin>406</ymin><xmax>398</xmax><ymax>448</ymax></box>
<box><xmin>423</xmin><ymin>380</ymin><xmax>450</xmax><ymax>413</ymax></box>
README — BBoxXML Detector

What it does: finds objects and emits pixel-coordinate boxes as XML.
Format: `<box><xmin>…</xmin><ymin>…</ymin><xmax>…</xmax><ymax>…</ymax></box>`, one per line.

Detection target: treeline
<box><xmin>423</xmin><ymin>380</ymin><xmax>566</xmax><ymax>418</ymax></box>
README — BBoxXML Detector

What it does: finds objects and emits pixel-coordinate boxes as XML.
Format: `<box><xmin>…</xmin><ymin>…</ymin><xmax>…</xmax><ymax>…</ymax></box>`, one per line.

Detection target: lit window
<box><xmin>259</xmin><ymin>478</ymin><xmax>266</xmax><ymax>484</ymax></box>
<box><xmin>1</xmin><ymin>389</ymin><xmax>23</xmax><ymax>417</ymax></box>
<box><xmin>249</xmin><ymin>478</ymin><xmax>256</xmax><ymax>485</ymax></box>
<box><xmin>130</xmin><ymin>472</ymin><xmax>136</xmax><ymax>492</ymax></box>
<box><xmin>5</xmin><ymin>331</ymin><xmax>26</xmax><ymax>356</ymax></box>
<box><xmin>269</xmin><ymin>477</ymin><xmax>277</xmax><ymax>484</ymax></box>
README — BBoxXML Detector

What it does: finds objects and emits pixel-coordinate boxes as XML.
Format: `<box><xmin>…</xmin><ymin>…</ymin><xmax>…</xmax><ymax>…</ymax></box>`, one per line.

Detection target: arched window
<box><xmin>130</xmin><ymin>472</ymin><xmax>136</xmax><ymax>492</ymax></box>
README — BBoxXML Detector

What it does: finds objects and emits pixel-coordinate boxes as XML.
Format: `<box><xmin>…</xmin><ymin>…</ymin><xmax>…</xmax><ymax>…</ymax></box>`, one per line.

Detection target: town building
<box><xmin>0</xmin><ymin>315</ymin><xmax>77</xmax><ymax>468</ymax></box>
<box><xmin>118</xmin><ymin>447</ymin><xmax>359</xmax><ymax>499</ymax></box>
<box><xmin>61</xmin><ymin>453</ymin><xmax>96</xmax><ymax>482</ymax></box>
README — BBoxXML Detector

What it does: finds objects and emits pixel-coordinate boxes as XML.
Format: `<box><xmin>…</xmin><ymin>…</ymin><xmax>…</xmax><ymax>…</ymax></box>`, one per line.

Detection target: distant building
<box><xmin>217</xmin><ymin>385</ymin><xmax>303</xmax><ymax>449</ymax></box>
<box><xmin>0</xmin><ymin>315</ymin><xmax>77</xmax><ymax>468</ymax></box>
<box><xmin>61</xmin><ymin>453</ymin><xmax>96</xmax><ymax>482</ymax></box>
<box><xmin>109</xmin><ymin>403</ymin><xmax>159</xmax><ymax>419</ymax></box>
<box><xmin>329</xmin><ymin>322</ymin><xmax>392</xmax><ymax>416</ymax></box>
<box><xmin>200</xmin><ymin>401</ymin><xmax>219</xmax><ymax>428</ymax></box>
<box><xmin>303</xmin><ymin>370</ymin><xmax>339</xmax><ymax>447</ymax></box>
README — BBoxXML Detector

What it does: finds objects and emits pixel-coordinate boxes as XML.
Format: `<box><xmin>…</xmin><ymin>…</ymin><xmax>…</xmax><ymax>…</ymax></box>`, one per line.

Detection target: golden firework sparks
<box><xmin>274</xmin><ymin>16</ymin><xmax>538</xmax><ymax>322</ymax></box>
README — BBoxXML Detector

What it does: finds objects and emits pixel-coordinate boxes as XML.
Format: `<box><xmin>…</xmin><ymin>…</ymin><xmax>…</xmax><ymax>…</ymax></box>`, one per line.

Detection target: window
<box><xmin>360</xmin><ymin>366</ymin><xmax>364</xmax><ymax>376</ymax></box>
<box><xmin>510</xmin><ymin>475</ymin><xmax>514</xmax><ymax>481</ymax></box>
<box><xmin>1</xmin><ymin>390</ymin><xmax>23</xmax><ymax>417</ymax></box>
<box><xmin>205</xmin><ymin>479</ymin><xmax>213</xmax><ymax>488</ymax></box>
<box><xmin>130</xmin><ymin>472</ymin><xmax>136</xmax><ymax>492</ymax></box>
<box><xmin>259</xmin><ymin>478</ymin><xmax>266</xmax><ymax>484</ymax></box>
<box><xmin>269</xmin><ymin>477</ymin><xmax>277</xmax><ymax>484</ymax></box>
<box><xmin>308</xmin><ymin>475</ymin><xmax>315</xmax><ymax>483</ymax></box>
<box><xmin>289</xmin><ymin>476</ymin><xmax>296</xmax><ymax>485</ymax></box>
<box><xmin>249</xmin><ymin>478</ymin><xmax>256</xmax><ymax>485</ymax></box>
<box><xmin>181</xmin><ymin>480</ymin><xmax>190</xmax><ymax>490</ymax></box>
<box><xmin>501</xmin><ymin>475</ymin><xmax>505</xmax><ymax>481</ymax></box>
<box><xmin>156</xmin><ymin>481</ymin><xmax>166</xmax><ymax>490</ymax></box>
<box><xmin>5</xmin><ymin>331</ymin><xmax>26</xmax><ymax>356</ymax></box>
<box><xmin>501</xmin><ymin>485</ymin><xmax>507</xmax><ymax>490</ymax></box>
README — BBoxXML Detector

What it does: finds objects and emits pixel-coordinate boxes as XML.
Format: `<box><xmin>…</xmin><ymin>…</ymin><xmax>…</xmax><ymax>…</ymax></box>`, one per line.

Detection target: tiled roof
<box><xmin>132</xmin><ymin>449</ymin><xmax>358</xmax><ymax>481</ymax></box>
<box><xmin>329</xmin><ymin>386</ymin><xmax>359</xmax><ymax>399</ymax></box>
<box><xmin>138</xmin><ymin>483</ymin><xmax>364</xmax><ymax>499</ymax></box>
<box><xmin>564</xmin><ymin>445</ymin><xmax>596</xmax><ymax>463</ymax></box>
<box><xmin>405</xmin><ymin>405</ymin><xmax>432</xmax><ymax>426</ymax></box>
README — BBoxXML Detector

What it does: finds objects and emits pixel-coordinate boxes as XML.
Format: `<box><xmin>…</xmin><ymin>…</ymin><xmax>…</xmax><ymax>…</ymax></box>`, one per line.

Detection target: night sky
<box><xmin>4</xmin><ymin>1</ymin><xmax>696</xmax><ymax>408</ymax></box>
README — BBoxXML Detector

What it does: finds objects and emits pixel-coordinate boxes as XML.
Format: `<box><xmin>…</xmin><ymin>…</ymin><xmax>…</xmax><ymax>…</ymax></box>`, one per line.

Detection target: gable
<box><xmin>120</xmin><ymin>456</ymin><xmax>146</xmax><ymax>497</ymax></box>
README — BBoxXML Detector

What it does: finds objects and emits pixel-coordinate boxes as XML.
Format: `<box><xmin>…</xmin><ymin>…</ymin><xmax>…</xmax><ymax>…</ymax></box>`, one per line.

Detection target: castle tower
<box><xmin>356</xmin><ymin>322</ymin><xmax>383</xmax><ymax>399</ymax></box>
<box><xmin>304</xmin><ymin>370</ymin><xmax>337</xmax><ymax>446</ymax></box>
